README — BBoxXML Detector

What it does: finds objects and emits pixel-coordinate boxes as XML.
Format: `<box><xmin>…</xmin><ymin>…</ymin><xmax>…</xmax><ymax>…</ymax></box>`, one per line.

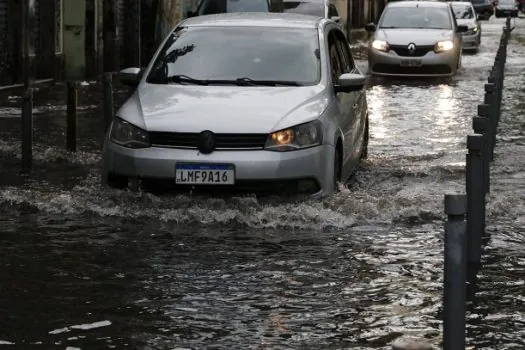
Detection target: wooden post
<box><xmin>123</xmin><ymin>0</ymin><xmax>142</xmax><ymax>68</ymax></box>
<box><xmin>21</xmin><ymin>88</ymin><xmax>34</xmax><ymax>173</ymax></box>
<box><xmin>103</xmin><ymin>0</ymin><xmax>119</xmax><ymax>72</ymax></box>
<box><xmin>21</xmin><ymin>0</ymin><xmax>30</xmax><ymax>87</ymax></box>
<box><xmin>67</xmin><ymin>81</ymin><xmax>78</xmax><ymax>152</ymax></box>
<box><xmin>39</xmin><ymin>0</ymin><xmax>57</xmax><ymax>79</ymax></box>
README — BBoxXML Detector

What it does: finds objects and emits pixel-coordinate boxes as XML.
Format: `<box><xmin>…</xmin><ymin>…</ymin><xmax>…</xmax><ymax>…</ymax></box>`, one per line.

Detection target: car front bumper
<box><xmin>102</xmin><ymin>140</ymin><xmax>336</xmax><ymax>196</ymax></box>
<box><xmin>368</xmin><ymin>46</ymin><xmax>459</xmax><ymax>77</ymax></box>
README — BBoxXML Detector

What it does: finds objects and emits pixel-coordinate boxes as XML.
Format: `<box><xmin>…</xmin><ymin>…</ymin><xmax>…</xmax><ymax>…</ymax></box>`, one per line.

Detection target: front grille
<box><xmin>373</xmin><ymin>63</ymin><xmax>452</xmax><ymax>75</ymax></box>
<box><xmin>148</xmin><ymin>132</ymin><xmax>268</xmax><ymax>150</ymax></box>
<box><xmin>390</xmin><ymin>45</ymin><xmax>434</xmax><ymax>57</ymax></box>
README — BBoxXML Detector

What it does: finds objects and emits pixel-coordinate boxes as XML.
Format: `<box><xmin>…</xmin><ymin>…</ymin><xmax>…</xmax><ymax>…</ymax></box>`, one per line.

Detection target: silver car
<box><xmin>450</xmin><ymin>1</ymin><xmax>481</xmax><ymax>51</ymax></box>
<box><xmin>366</xmin><ymin>1</ymin><xmax>468</xmax><ymax>77</ymax></box>
<box><xmin>102</xmin><ymin>13</ymin><xmax>369</xmax><ymax>197</ymax></box>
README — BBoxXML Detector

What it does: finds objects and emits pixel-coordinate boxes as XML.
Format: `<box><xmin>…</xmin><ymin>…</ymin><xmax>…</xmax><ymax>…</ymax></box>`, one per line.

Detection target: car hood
<box><xmin>456</xmin><ymin>19</ymin><xmax>478</xmax><ymax>28</ymax></box>
<box><xmin>117</xmin><ymin>83</ymin><xmax>330</xmax><ymax>134</ymax></box>
<box><xmin>374</xmin><ymin>28</ymin><xmax>454</xmax><ymax>45</ymax></box>
<box><xmin>497</xmin><ymin>3</ymin><xmax>515</xmax><ymax>9</ymax></box>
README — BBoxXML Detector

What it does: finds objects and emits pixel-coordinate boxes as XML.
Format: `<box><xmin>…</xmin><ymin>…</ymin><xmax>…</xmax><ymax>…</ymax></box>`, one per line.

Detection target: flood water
<box><xmin>1</xmin><ymin>18</ymin><xmax>524</xmax><ymax>349</ymax></box>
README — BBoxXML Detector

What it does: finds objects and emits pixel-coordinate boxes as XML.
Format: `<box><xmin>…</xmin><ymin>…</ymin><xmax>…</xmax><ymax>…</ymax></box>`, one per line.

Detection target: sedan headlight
<box><xmin>372</xmin><ymin>40</ymin><xmax>390</xmax><ymax>52</ymax></box>
<box><xmin>265</xmin><ymin>120</ymin><xmax>323</xmax><ymax>152</ymax></box>
<box><xmin>434</xmin><ymin>40</ymin><xmax>454</xmax><ymax>53</ymax></box>
<box><xmin>110</xmin><ymin>117</ymin><xmax>150</xmax><ymax>148</ymax></box>
<box><xmin>472</xmin><ymin>26</ymin><xmax>479</xmax><ymax>33</ymax></box>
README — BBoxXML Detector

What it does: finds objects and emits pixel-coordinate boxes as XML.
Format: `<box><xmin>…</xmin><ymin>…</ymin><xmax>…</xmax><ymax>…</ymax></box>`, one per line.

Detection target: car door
<box><xmin>327</xmin><ymin>28</ymin><xmax>354</xmax><ymax>174</ymax></box>
<box><xmin>333</xmin><ymin>29</ymin><xmax>364</xmax><ymax>175</ymax></box>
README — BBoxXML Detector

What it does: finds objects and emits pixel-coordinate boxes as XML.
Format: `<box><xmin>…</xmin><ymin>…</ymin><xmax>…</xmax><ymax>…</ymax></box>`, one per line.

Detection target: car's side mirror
<box><xmin>334</xmin><ymin>73</ymin><xmax>367</xmax><ymax>93</ymax></box>
<box><xmin>331</xmin><ymin>15</ymin><xmax>341</xmax><ymax>23</ymax></box>
<box><xmin>365</xmin><ymin>22</ymin><xmax>377</xmax><ymax>32</ymax></box>
<box><xmin>457</xmin><ymin>24</ymin><xmax>469</xmax><ymax>33</ymax></box>
<box><xmin>119</xmin><ymin>67</ymin><xmax>142</xmax><ymax>86</ymax></box>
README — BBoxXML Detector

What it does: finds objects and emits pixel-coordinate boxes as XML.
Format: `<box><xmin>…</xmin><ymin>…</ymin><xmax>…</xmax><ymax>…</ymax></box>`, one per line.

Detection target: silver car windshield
<box><xmin>197</xmin><ymin>0</ymin><xmax>269</xmax><ymax>15</ymax></box>
<box><xmin>147</xmin><ymin>26</ymin><xmax>321</xmax><ymax>86</ymax></box>
<box><xmin>452</xmin><ymin>4</ymin><xmax>475</xmax><ymax>19</ymax></box>
<box><xmin>379</xmin><ymin>7</ymin><xmax>453</xmax><ymax>29</ymax></box>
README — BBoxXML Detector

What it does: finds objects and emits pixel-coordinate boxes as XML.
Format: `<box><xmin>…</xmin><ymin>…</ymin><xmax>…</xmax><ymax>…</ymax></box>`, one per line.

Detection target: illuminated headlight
<box><xmin>472</xmin><ymin>26</ymin><xmax>479</xmax><ymax>32</ymax></box>
<box><xmin>265</xmin><ymin>120</ymin><xmax>323</xmax><ymax>152</ymax></box>
<box><xmin>372</xmin><ymin>40</ymin><xmax>390</xmax><ymax>52</ymax></box>
<box><xmin>110</xmin><ymin>117</ymin><xmax>150</xmax><ymax>148</ymax></box>
<box><xmin>434</xmin><ymin>40</ymin><xmax>454</xmax><ymax>53</ymax></box>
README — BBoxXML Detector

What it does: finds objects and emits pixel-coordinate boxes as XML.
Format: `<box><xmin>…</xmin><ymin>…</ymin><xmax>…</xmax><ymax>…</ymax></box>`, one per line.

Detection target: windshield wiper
<box><xmin>232</xmin><ymin>77</ymin><xmax>303</xmax><ymax>86</ymax></box>
<box><xmin>169</xmin><ymin>75</ymin><xmax>209</xmax><ymax>85</ymax></box>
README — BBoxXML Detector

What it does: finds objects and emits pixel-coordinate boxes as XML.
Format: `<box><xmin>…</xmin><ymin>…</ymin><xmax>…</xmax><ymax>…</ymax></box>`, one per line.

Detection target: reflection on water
<box><xmin>0</xmin><ymin>17</ymin><xmax>524</xmax><ymax>349</ymax></box>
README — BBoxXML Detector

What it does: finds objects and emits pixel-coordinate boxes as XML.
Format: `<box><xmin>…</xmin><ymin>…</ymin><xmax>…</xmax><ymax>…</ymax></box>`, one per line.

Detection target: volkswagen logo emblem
<box><xmin>408</xmin><ymin>43</ymin><xmax>416</xmax><ymax>55</ymax></box>
<box><xmin>198</xmin><ymin>130</ymin><xmax>215</xmax><ymax>154</ymax></box>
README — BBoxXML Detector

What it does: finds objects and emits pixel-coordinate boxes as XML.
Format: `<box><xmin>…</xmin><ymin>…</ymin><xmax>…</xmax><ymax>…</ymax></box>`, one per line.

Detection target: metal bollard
<box><xmin>466</xmin><ymin>134</ymin><xmax>486</xmax><ymax>262</ymax></box>
<box><xmin>21</xmin><ymin>88</ymin><xmax>34</xmax><ymax>173</ymax></box>
<box><xmin>473</xmin><ymin>116</ymin><xmax>490</xmax><ymax>194</ymax></box>
<box><xmin>477</xmin><ymin>104</ymin><xmax>495</xmax><ymax>164</ymax></box>
<box><xmin>103</xmin><ymin>72</ymin><xmax>114</xmax><ymax>132</ymax></box>
<box><xmin>443</xmin><ymin>193</ymin><xmax>467</xmax><ymax>350</ymax></box>
<box><xmin>67</xmin><ymin>81</ymin><xmax>78</xmax><ymax>152</ymax></box>
<box><xmin>391</xmin><ymin>336</ymin><xmax>432</xmax><ymax>350</ymax></box>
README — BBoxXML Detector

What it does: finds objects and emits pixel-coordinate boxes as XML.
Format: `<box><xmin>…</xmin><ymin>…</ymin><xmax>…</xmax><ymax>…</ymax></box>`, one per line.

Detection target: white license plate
<box><xmin>175</xmin><ymin>163</ymin><xmax>235</xmax><ymax>185</ymax></box>
<box><xmin>400</xmin><ymin>59</ymin><xmax>422</xmax><ymax>67</ymax></box>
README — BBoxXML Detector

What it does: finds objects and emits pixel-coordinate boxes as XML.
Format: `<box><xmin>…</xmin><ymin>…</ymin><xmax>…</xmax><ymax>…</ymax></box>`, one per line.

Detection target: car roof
<box><xmin>447</xmin><ymin>1</ymin><xmax>474</xmax><ymax>4</ymax></box>
<box><xmin>180</xmin><ymin>12</ymin><xmax>323</xmax><ymax>28</ymax></box>
<box><xmin>387</xmin><ymin>1</ymin><xmax>451</xmax><ymax>8</ymax></box>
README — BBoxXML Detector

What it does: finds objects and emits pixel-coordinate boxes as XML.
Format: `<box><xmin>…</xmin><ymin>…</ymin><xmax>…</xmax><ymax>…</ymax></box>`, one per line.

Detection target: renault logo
<box><xmin>198</xmin><ymin>130</ymin><xmax>215</xmax><ymax>154</ymax></box>
<box><xmin>408</xmin><ymin>43</ymin><xmax>416</xmax><ymax>54</ymax></box>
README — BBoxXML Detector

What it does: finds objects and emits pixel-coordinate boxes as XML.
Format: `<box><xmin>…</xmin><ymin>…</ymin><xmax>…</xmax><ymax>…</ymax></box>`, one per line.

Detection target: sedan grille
<box><xmin>373</xmin><ymin>63</ymin><xmax>452</xmax><ymax>75</ymax></box>
<box><xmin>148</xmin><ymin>132</ymin><xmax>268</xmax><ymax>150</ymax></box>
<box><xmin>390</xmin><ymin>45</ymin><xmax>435</xmax><ymax>57</ymax></box>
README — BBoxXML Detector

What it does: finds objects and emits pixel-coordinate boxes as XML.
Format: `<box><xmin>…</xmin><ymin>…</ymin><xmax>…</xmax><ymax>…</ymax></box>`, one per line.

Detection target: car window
<box><xmin>328</xmin><ymin>4</ymin><xmax>339</xmax><ymax>17</ymax></box>
<box><xmin>379</xmin><ymin>6</ymin><xmax>453</xmax><ymax>29</ymax></box>
<box><xmin>147</xmin><ymin>26</ymin><xmax>321</xmax><ymax>86</ymax></box>
<box><xmin>283</xmin><ymin>1</ymin><xmax>325</xmax><ymax>17</ymax></box>
<box><xmin>198</xmin><ymin>0</ymin><xmax>269</xmax><ymax>15</ymax></box>
<box><xmin>451</xmin><ymin>3</ymin><xmax>475</xmax><ymax>18</ymax></box>
<box><xmin>327</xmin><ymin>31</ymin><xmax>343</xmax><ymax>84</ymax></box>
<box><xmin>334</xmin><ymin>30</ymin><xmax>354</xmax><ymax>73</ymax></box>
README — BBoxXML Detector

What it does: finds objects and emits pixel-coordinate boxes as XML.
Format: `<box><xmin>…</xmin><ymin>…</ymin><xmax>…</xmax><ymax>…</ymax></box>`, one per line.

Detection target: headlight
<box><xmin>372</xmin><ymin>40</ymin><xmax>390</xmax><ymax>52</ymax></box>
<box><xmin>472</xmin><ymin>26</ymin><xmax>479</xmax><ymax>32</ymax></box>
<box><xmin>434</xmin><ymin>40</ymin><xmax>454</xmax><ymax>53</ymax></box>
<box><xmin>110</xmin><ymin>117</ymin><xmax>150</xmax><ymax>148</ymax></box>
<box><xmin>265</xmin><ymin>120</ymin><xmax>323</xmax><ymax>152</ymax></box>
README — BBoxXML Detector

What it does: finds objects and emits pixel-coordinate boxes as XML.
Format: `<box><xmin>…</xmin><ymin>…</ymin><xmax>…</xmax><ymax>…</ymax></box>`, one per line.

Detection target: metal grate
<box><xmin>390</xmin><ymin>45</ymin><xmax>435</xmax><ymax>57</ymax></box>
<box><xmin>148</xmin><ymin>132</ymin><xmax>269</xmax><ymax>150</ymax></box>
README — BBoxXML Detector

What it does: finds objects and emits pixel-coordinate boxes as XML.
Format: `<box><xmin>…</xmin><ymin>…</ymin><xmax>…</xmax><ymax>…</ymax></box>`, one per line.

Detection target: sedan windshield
<box><xmin>379</xmin><ymin>7</ymin><xmax>453</xmax><ymax>29</ymax></box>
<box><xmin>147</xmin><ymin>26</ymin><xmax>321</xmax><ymax>86</ymax></box>
<box><xmin>198</xmin><ymin>0</ymin><xmax>269</xmax><ymax>15</ymax></box>
<box><xmin>451</xmin><ymin>4</ymin><xmax>475</xmax><ymax>19</ymax></box>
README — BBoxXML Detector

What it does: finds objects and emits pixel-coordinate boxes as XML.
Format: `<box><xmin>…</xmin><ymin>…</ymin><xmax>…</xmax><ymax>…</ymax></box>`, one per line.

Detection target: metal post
<box><xmin>21</xmin><ymin>0</ymin><xmax>30</xmax><ymax>88</ymax></box>
<box><xmin>466</xmin><ymin>134</ymin><xmax>485</xmax><ymax>262</ymax></box>
<box><xmin>473</xmin><ymin>117</ymin><xmax>490</xmax><ymax>195</ymax></box>
<box><xmin>477</xmin><ymin>103</ymin><xmax>494</xmax><ymax>164</ymax></box>
<box><xmin>484</xmin><ymin>83</ymin><xmax>497</xmax><ymax>130</ymax></box>
<box><xmin>103</xmin><ymin>72</ymin><xmax>114</xmax><ymax>132</ymax></box>
<box><xmin>21</xmin><ymin>88</ymin><xmax>34</xmax><ymax>173</ymax></box>
<box><xmin>443</xmin><ymin>193</ymin><xmax>467</xmax><ymax>350</ymax></box>
<box><xmin>67</xmin><ymin>82</ymin><xmax>78</xmax><ymax>152</ymax></box>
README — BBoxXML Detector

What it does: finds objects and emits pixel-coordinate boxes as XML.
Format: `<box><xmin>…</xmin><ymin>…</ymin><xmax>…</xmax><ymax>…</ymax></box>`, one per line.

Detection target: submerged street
<box><xmin>0</xmin><ymin>17</ymin><xmax>524</xmax><ymax>349</ymax></box>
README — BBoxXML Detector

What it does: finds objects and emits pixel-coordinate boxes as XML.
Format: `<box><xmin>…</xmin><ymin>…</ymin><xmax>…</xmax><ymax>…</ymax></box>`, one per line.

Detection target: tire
<box><xmin>333</xmin><ymin>147</ymin><xmax>341</xmax><ymax>192</ymax></box>
<box><xmin>105</xmin><ymin>172</ymin><xmax>128</xmax><ymax>189</ymax></box>
<box><xmin>361</xmin><ymin>119</ymin><xmax>369</xmax><ymax>159</ymax></box>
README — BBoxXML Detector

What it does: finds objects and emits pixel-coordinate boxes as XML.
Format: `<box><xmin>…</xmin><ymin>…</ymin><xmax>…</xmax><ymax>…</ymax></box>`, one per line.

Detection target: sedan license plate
<box><xmin>175</xmin><ymin>163</ymin><xmax>235</xmax><ymax>185</ymax></box>
<box><xmin>400</xmin><ymin>59</ymin><xmax>422</xmax><ymax>67</ymax></box>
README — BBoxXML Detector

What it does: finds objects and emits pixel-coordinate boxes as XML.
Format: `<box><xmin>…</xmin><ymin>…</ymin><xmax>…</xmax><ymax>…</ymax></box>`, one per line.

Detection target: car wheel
<box><xmin>104</xmin><ymin>172</ymin><xmax>128</xmax><ymax>189</ymax></box>
<box><xmin>333</xmin><ymin>147</ymin><xmax>342</xmax><ymax>193</ymax></box>
<box><xmin>361</xmin><ymin>119</ymin><xmax>369</xmax><ymax>159</ymax></box>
